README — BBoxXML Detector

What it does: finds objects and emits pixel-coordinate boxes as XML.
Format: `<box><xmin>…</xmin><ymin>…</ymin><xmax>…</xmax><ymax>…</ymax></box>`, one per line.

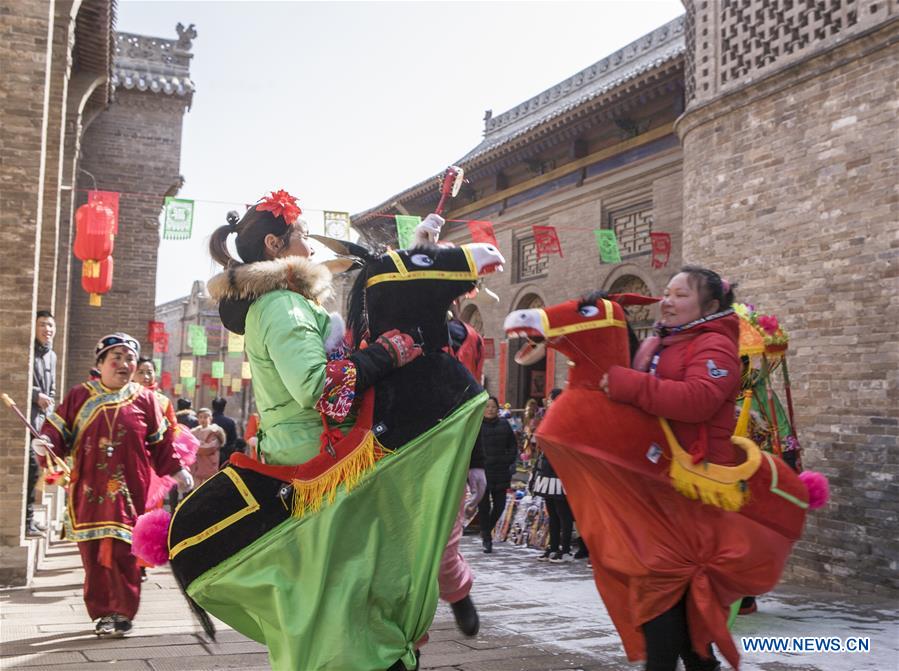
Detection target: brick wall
<box><xmin>66</xmin><ymin>91</ymin><xmax>188</xmax><ymax>388</ymax></box>
<box><xmin>0</xmin><ymin>0</ymin><xmax>55</xmax><ymax>584</ymax></box>
<box><xmin>444</xmin><ymin>146</ymin><xmax>684</xmax><ymax>405</ymax></box>
<box><xmin>677</xmin><ymin>20</ymin><xmax>899</xmax><ymax>594</ymax></box>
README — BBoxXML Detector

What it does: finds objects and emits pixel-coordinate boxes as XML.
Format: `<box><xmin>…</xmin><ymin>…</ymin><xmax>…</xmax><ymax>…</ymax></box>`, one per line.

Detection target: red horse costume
<box><xmin>504</xmin><ymin>295</ymin><xmax>817</xmax><ymax>669</ymax></box>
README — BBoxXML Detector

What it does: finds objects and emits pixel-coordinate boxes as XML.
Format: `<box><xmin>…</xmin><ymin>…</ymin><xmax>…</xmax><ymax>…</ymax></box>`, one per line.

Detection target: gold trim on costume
<box><xmin>658</xmin><ymin>417</ymin><xmax>762</xmax><ymax>512</ymax></box>
<box><xmin>365</xmin><ymin>248</ymin><xmax>478</xmax><ymax>288</ymax></box>
<box><xmin>169</xmin><ymin>467</ymin><xmax>261</xmax><ymax>560</ymax></box>
<box><xmin>540</xmin><ymin>300</ymin><xmax>627</xmax><ymax>338</ymax></box>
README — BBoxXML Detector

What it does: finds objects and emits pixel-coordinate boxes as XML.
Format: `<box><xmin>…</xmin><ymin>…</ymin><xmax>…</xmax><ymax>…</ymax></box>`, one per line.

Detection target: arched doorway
<box><xmin>460</xmin><ymin>304</ymin><xmax>483</xmax><ymax>335</ymax></box>
<box><xmin>608</xmin><ymin>275</ymin><xmax>655</xmax><ymax>340</ymax></box>
<box><xmin>510</xmin><ymin>293</ymin><xmax>546</xmax><ymax>409</ymax></box>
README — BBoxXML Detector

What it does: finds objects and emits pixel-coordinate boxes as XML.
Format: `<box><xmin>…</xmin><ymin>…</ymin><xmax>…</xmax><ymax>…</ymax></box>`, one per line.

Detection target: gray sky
<box><xmin>115</xmin><ymin>0</ymin><xmax>684</xmax><ymax>304</ymax></box>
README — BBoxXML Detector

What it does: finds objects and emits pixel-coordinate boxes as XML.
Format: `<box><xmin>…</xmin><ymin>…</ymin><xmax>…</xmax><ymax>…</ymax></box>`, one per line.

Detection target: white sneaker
<box><xmin>549</xmin><ymin>552</ymin><xmax>574</xmax><ymax>564</ymax></box>
<box><xmin>94</xmin><ymin>616</ymin><xmax>116</xmax><ymax>637</ymax></box>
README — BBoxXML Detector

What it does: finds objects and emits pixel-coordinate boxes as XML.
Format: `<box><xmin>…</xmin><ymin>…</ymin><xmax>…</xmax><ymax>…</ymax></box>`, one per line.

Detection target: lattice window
<box><xmin>609</xmin><ymin>275</ymin><xmax>655</xmax><ymax>340</ymax></box>
<box><xmin>515</xmin><ymin>236</ymin><xmax>548</xmax><ymax>283</ymax></box>
<box><xmin>684</xmin><ymin>6</ymin><xmax>697</xmax><ymax>102</ymax></box>
<box><xmin>720</xmin><ymin>0</ymin><xmax>859</xmax><ymax>86</ymax></box>
<box><xmin>607</xmin><ymin>202</ymin><xmax>653</xmax><ymax>260</ymax></box>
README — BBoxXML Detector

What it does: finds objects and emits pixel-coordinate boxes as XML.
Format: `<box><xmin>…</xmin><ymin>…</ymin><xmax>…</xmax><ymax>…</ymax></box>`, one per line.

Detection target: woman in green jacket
<box><xmin>207</xmin><ymin>190</ymin><xmax>420</xmax><ymax>466</ymax></box>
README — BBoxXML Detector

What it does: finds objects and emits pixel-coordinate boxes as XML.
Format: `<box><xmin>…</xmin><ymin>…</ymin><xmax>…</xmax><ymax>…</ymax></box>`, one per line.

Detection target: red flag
<box><xmin>160</xmin><ymin>371</ymin><xmax>172</xmax><ymax>389</ymax></box>
<box><xmin>650</xmin><ymin>232</ymin><xmax>672</xmax><ymax>269</ymax></box>
<box><xmin>483</xmin><ymin>338</ymin><xmax>496</xmax><ymax>360</ymax></box>
<box><xmin>545</xmin><ymin>350</ymin><xmax>555</xmax><ymax>400</ymax></box>
<box><xmin>498</xmin><ymin>341</ymin><xmax>508</xmax><ymax>405</ymax></box>
<box><xmin>533</xmin><ymin>225</ymin><xmax>562</xmax><ymax>259</ymax></box>
<box><xmin>88</xmin><ymin>191</ymin><xmax>120</xmax><ymax>233</ymax></box>
<box><xmin>153</xmin><ymin>332</ymin><xmax>169</xmax><ymax>353</ymax></box>
<box><xmin>467</xmin><ymin>220</ymin><xmax>498</xmax><ymax>247</ymax></box>
<box><xmin>147</xmin><ymin>320</ymin><xmax>165</xmax><ymax>344</ymax></box>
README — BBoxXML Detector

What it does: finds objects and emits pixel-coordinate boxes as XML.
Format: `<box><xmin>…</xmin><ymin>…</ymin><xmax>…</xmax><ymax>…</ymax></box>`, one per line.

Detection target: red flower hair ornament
<box><xmin>256</xmin><ymin>189</ymin><xmax>302</xmax><ymax>226</ymax></box>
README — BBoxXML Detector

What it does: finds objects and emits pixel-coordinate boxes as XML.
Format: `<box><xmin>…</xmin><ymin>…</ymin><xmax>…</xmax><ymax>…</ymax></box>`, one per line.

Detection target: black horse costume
<box><xmin>161</xmin><ymin>242</ymin><xmax>503</xmax><ymax>670</ymax></box>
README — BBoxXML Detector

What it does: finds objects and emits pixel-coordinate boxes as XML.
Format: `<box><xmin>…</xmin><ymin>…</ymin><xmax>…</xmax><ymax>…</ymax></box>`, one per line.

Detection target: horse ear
<box><xmin>607</xmin><ymin>293</ymin><xmax>661</xmax><ymax>306</ymax></box>
<box><xmin>309</xmin><ymin>234</ymin><xmax>374</xmax><ymax>262</ymax></box>
<box><xmin>321</xmin><ymin>258</ymin><xmax>361</xmax><ymax>275</ymax></box>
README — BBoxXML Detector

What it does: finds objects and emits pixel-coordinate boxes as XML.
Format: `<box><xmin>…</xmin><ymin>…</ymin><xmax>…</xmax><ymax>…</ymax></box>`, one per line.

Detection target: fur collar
<box><xmin>208</xmin><ymin>257</ymin><xmax>333</xmax><ymax>304</ymax></box>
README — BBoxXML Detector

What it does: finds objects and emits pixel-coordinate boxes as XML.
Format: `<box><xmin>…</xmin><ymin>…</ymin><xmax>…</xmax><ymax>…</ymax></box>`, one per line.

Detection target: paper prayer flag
<box><xmin>395</xmin><ymin>215</ymin><xmax>421</xmax><ymax>249</ymax></box>
<box><xmin>594</xmin><ymin>229</ymin><xmax>622</xmax><ymax>263</ymax></box>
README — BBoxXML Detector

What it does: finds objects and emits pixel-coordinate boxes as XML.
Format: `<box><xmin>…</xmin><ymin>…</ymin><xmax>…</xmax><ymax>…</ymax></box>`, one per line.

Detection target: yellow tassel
<box><xmin>734</xmin><ymin>390</ymin><xmax>753</xmax><ymax>438</ymax></box>
<box><xmin>89</xmin><ymin>293</ymin><xmax>102</xmax><ymax>307</ymax></box>
<box><xmin>289</xmin><ymin>432</ymin><xmax>384</xmax><ymax>518</ymax></box>
<box><xmin>658</xmin><ymin>418</ymin><xmax>762</xmax><ymax>512</ymax></box>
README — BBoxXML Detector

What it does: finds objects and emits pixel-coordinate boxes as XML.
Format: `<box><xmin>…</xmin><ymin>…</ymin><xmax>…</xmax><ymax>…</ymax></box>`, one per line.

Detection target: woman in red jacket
<box><xmin>600</xmin><ymin>265</ymin><xmax>739</xmax><ymax>671</ymax></box>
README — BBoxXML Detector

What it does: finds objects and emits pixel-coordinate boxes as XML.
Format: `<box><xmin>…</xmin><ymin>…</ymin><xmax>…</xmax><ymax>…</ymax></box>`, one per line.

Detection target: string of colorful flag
<box><xmin>147</xmin><ymin>320</ymin><xmax>252</xmax><ymax>398</ymax></box>
<box><xmin>391</xmin><ymin>214</ymin><xmax>672</xmax><ymax>269</ymax></box>
<box><xmin>75</xmin><ymin>189</ymin><xmax>354</xmax><ymax>242</ymax></box>
<box><xmin>77</xmin><ymin>189</ymin><xmax>671</xmax><ymax>267</ymax></box>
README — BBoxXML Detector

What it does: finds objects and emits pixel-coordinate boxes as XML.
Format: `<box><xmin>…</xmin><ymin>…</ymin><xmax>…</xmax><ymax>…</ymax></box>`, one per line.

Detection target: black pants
<box><xmin>544</xmin><ymin>495</ymin><xmax>573</xmax><ymax>554</ymax></box>
<box><xmin>478</xmin><ymin>486</ymin><xmax>507</xmax><ymax>542</ymax></box>
<box><xmin>26</xmin><ymin>448</ymin><xmax>40</xmax><ymax>525</ymax></box>
<box><xmin>643</xmin><ymin>597</ymin><xmax>719</xmax><ymax>671</ymax></box>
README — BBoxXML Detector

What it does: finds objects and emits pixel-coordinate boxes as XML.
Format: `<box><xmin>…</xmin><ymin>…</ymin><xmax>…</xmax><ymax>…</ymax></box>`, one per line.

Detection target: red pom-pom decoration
<box><xmin>131</xmin><ymin>508</ymin><xmax>172</xmax><ymax>567</ymax></box>
<box><xmin>256</xmin><ymin>189</ymin><xmax>302</xmax><ymax>226</ymax></box>
<box><xmin>798</xmin><ymin>470</ymin><xmax>830</xmax><ymax>510</ymax></box>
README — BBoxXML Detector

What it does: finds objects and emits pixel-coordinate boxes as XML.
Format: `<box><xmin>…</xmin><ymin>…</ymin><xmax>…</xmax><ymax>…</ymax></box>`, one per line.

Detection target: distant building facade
<box><xmin>353</xmin><ymin>3</ymin><xmax>899</xmax><ymax>596</ymax></box>
<box><xmin>0</xmin><ymin>1</ymin><xmax>195</xmax><ymax>585</ymax></box>
<box><xmin>155</xmin><ymin>281</ymin><xmax>252</xmax><ymax>429</ymax></box>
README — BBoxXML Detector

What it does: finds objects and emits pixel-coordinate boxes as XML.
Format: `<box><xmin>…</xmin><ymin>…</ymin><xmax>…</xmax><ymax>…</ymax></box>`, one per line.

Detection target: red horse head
<box><xmin>503</xmin><ymin>291</ymin><xmax>658</xmax><ymax>390</ymax></box>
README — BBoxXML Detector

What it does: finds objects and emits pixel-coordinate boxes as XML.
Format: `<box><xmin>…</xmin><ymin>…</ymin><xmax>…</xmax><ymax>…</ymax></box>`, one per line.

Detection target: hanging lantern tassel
<box><xmin>81</xmin><ymin>257</ymin><xmax>114</xmax><ymax>308</ymax></box>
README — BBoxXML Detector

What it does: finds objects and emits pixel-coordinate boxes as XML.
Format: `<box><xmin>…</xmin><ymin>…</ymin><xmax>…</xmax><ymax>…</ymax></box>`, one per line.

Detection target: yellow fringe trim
<box><xmin>290</xmin><ymin>431</ymin><xmax>385</xmax><ymax>518</ymax></box>
<box><xmin>658</xmin><ymin>418</ymin><xmax>762</xmax><ymax>512</ymax></box>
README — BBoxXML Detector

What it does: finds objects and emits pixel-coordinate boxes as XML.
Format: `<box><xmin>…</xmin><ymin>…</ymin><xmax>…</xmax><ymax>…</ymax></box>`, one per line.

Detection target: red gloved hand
<box><xmin>374</xmin><ymin>329</ymin><xmax>423</xmax><ymax>368</ymax></box>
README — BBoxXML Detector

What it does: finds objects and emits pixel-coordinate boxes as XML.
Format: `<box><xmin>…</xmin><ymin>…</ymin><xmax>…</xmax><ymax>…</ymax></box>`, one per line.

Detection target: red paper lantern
<box><xmin>81</xmin><ymin>257</ymin><xmax>113</xmax><ymax>307</ymax></box>
<box><xmin>74</xmin><ymin>202</ymin><xmax>116</xmax><ymax>278</ymax></box>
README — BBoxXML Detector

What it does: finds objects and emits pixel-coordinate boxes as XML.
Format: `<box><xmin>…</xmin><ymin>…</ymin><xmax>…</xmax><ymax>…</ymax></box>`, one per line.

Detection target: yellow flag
<box><xmin>228</xmin><ymin>332</ymin><xmax>244</xmax><ymax>353</ymax></box>
<box><xmin>174</xmin><ymin>383</ymin><xmax>183</xmax><ymax>396</ymax></box>
<box><xmin>231</xmin><ymin>378</ymin><xmax>242</xmax><ymax>392</ymax></box>
<box><xmin>180</xmin><ymin>359</ymin><xmax>194</xmax><ymax>378</ymax></box>
<box><xmin>241</xmin><ymin>361</ymin><xmax>252</xmax><ymax>379</ymax></box>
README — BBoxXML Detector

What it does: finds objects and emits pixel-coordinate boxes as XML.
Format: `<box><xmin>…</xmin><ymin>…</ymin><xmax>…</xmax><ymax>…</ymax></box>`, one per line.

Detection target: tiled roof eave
<box><xmin>110</xmin><ymin>69</ymin><xmax>196</xmax><ymax>96</ymax></box>
<box><xmin>353</xmin><ymin>51</ymin><xmax>683</xmax><ymax>227</ymax></box>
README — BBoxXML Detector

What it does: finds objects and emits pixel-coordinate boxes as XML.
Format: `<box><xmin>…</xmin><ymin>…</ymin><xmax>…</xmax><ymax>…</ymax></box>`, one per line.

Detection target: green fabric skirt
<box><xmin>187</xmin><ymin>392</ymin><xmax>487</xmax><ymax>671</ymax></box>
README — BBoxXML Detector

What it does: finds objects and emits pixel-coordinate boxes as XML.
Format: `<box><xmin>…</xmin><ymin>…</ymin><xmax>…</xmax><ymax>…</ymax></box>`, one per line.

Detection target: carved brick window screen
<box><xmin>684</xmin><ymin>7</ymin><xmax>697</xmax><ymax>102</ymax></box>
<box><xmin>720</xmin><ymin>0</ymin><xmax>859</xmax><ymax>85</ymax></box>
<box><xmin>607</xmin><ymin>202</ymin><xmax>653</xmax><ymax>260</ymax></box>
<box><xmin>515</xmin><ymin>236</ymin><xmax>548</xmax><ymax>283</ymax></box>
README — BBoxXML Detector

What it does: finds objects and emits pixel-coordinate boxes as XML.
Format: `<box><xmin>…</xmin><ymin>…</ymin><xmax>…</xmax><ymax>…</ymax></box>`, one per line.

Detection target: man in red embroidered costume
<box><xmin>33</xmin><ymin>333</ymin><xmax>192</xmax><ymax>637</ymax></box>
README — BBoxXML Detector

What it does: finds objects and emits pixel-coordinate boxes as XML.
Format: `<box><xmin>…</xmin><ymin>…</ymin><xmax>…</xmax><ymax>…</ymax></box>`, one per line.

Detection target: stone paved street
<box><xmin>3</xmin><ymin>535</ymin><xmax>897</xmax><ymax>670</ymax></box>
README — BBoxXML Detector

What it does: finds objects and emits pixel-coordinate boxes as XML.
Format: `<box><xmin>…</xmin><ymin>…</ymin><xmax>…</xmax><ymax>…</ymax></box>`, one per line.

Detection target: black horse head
<box><xmin>346</xmin><ymin>243</ymin><xmax>504</xmax><ymax>353</ymax></box>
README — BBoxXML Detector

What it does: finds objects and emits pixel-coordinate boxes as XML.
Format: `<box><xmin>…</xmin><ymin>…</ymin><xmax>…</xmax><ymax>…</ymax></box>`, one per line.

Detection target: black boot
<box><xmin>386</xmin><ymin>651</ymin><xmax>419</xmax><ymax>671</ymax></box>
<box><xmin>450</xmin><ymin>595</ymin><xmax>480</xmax><ymax>637</ymax></box>
<box><xmin>482</xmin><ymin>538</ymin><xmax>492</xmax><ymax>554</ymax></box>
<box><xmin>682</xmin><ymin>645</ymin><xmax>721</xmax><ymax>671</ymax></box>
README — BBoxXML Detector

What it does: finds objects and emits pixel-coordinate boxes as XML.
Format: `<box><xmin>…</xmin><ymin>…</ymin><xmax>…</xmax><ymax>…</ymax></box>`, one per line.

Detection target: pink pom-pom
<box><xmin>146</xmin><ymin>472</ymin><xmax>177</xmax><ymax>509</ymax></box>
<box><xmin>131</xmin><ymin>508</ymin><xmax>172</xmax><ymax>566</ymax></box>
<box><xmin>798</xmin><ymin>470</ymin><xmax>830</xmax><ymax>510</ymax></box>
